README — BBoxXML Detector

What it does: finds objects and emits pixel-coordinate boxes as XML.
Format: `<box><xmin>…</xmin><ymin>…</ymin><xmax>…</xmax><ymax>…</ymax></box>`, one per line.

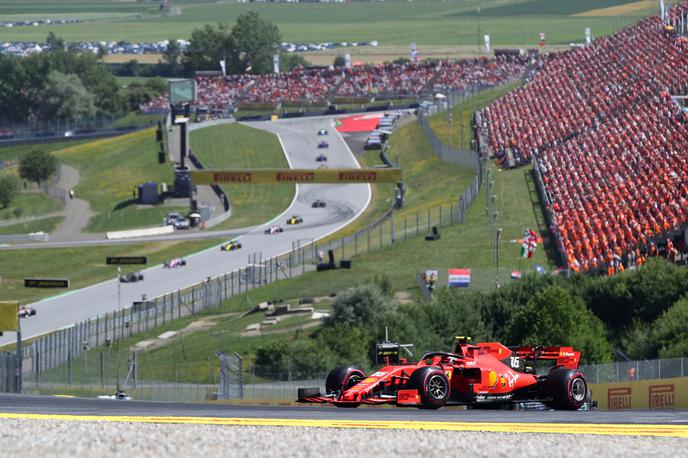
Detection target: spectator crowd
<box><xmin>162</xmin><ymin>55</ymin><xmax>527</xmax><ymax>114</ymax></box>
<box><xmin>483</xmin><ymin>2</ymin><xmax>688</xmax><ymax>274</ymax></box>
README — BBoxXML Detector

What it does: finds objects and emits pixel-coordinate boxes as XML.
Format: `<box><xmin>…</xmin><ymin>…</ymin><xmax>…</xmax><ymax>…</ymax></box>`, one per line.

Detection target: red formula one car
<box><xmin>298</xmin><ymin>337</ymin><xmax>590</xmax><ymax>410</ymax></box>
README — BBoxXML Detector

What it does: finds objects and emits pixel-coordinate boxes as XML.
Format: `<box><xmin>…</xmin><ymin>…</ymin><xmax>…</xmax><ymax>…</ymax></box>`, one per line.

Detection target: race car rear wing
<box><xmin>512</xmin><ymin>345</ymin><xmax>581</xmax><ymax>369</ymax></box>
<box><xmin>474</xmin><ymin>342</ymin><xmax>581</xmax><ymax>369</ymax></box>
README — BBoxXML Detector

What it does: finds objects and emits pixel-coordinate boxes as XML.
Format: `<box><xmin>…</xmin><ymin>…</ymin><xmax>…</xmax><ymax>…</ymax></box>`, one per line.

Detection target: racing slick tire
<box><xmin>409</xmin><ymin>366</ymin><xmax>450</xmax><ymax>409</ymax></box>
<box><xmin>326</xmin><ymin>366</ymin><xmax>366</xmax><ymax>407</ymax></box>
<box><xmin>544</xmin><ymin>368</ymin><xmax>588</xmax><ymax>410</ymax></box>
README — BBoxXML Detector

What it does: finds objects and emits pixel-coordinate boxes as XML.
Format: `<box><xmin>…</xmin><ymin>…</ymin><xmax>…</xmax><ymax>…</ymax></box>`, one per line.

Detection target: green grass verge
<box><xmin>0</xmin><ymin>216</ymin><xmax>63</xmax><ymax>235</ymax></box>
<box><xmin>109</xmin><ymin>113</ymin><xmax>162</xmax><ymax>129</ymax></box>
<box><xmin>190</xmin><ymin>123</ymin><xmax>295</xmax><ymax>230</ymax></box>
<box><xmin>0</xmin><ymin>192</ymin><xmax>63</xmax><ymax>220</ymax></box>
<box><xmin>428</xmin><ymin>81</ymin><xmax>523</xmax><ymax>148</ymax></box>
<box><xmin>57</xmin><ymin>128</ymin><xmax>185</xmax><ymax>233</ymax></box>
<box><xmin>0</xmin><ymin>139</ymin><xmax>91</xmax><ymax>163</ymax></box>
<box><xmin>0</xmin><ymin>239</ymin><xmax>224</xmax><ymax>305</ymax></box>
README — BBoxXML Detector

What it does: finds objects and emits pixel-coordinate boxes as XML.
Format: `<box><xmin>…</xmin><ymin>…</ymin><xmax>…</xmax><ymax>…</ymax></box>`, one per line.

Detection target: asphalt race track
<box><xmin>0</xmin><ymin>118</ymin><xmax>371</xmax><ymax>346</ymax></box>
<box><xmin>0</xmin><ymin>394</ymin><xmax>687</xmax><ymax>438</ymax></box>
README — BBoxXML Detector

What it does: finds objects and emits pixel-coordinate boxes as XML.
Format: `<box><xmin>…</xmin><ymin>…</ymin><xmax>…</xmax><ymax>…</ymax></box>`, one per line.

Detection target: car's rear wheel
<box><xmin>409</xmin><ymin>366</ymin><xmax>450</xmax><ymax>409</ymax></box>
<box><xmin>326</xmin><ymin>366</ymin><xmax>365</xmax><ymax>408</ymax></box>
<box><xmin>545</xmin><ymin>368</ymin><xmax>588</xmax><ymax>410</ymax></box>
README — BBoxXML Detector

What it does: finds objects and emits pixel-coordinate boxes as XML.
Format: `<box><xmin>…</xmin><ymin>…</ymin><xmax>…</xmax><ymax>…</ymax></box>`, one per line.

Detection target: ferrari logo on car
<box><xmin>445</xmin><ymin>370</ymin><xmax>452</xmax><ymax>380</ymax></box>
<box><xmin>500</xmin><ymin>376</ymin><xmax>507</xmax><ymax>388</ymax></box>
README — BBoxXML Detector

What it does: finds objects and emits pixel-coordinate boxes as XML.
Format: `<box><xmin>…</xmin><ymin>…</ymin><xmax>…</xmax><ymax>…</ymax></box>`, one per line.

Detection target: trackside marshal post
<box><xmin>191</xmin><ymin>168</ymin><xmax>403</xmax><ymax>185</ymax></box>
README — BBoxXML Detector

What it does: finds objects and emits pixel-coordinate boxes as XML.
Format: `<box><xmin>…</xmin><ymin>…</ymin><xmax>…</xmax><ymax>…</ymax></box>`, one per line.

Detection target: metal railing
<box><xmin>580</xmin><ymin>357</ymin><xmax>688</xmax><ymax>384</ymax></box>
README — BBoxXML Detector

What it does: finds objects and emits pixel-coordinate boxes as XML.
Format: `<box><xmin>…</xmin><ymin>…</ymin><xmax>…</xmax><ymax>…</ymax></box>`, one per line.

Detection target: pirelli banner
<box><xmin>591</xmin><ymin>377</ymin><xmax>688</xmax><ymax>410</ymax></box>
<box><xmin>191</xmin><ymin>168</ymin><xmax>403</xmax><ymax>185</ymax></box>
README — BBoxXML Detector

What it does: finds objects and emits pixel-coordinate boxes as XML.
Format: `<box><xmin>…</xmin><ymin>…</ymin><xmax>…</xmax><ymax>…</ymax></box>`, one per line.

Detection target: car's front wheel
<box><xmin>326</xmin><ymin>365</ymin><xmax>366</xmax><ymax>408</ymax></box>
<box><xmin>409</xmin><ymin>366</ymin><xmax>450</xmax><ymax>409</ymax></box>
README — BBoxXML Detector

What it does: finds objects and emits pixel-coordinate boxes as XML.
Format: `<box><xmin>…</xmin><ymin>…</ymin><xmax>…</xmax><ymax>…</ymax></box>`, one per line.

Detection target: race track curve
<box><xmin>0</xmin><ymin>117</ymin><xmax>371</xmax><ymax>346</ymax></box>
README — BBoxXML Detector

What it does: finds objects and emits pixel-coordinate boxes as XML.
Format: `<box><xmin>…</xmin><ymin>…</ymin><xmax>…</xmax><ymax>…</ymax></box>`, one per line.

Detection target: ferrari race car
<box><xmin>298</xmin><ymin>338</ymin><xmax>590</xmax><ymax>410</ymax></box>
<box><xmin>18</xmin><ymin>305</ymin><xmax>36</xmax><ymax>318</ymax></box>
<box><xmin>286</xmin><ymin>215</ymin><xmax>303</xmax><ymax>225</ymax></box>
<box><xmin>164</xmin><ymin>257</ymin><xmax>187</xmax><ymax>268</ymax></box>
<box><xmin>317</xmin><ymin>141</ymin><xmax>329</xmax><ymax>149</ymax></box>
<box><xmin>265</xmin><ymin>225</ymin><xmax>284</xmax><ymax>235</ymax></box>
<box><xmin>119</xmin><ymin>271</ymin><xmax>144</xmax><ymax>283</ymax></box>
<box><xmin>317</xmin><ymin>129</ymin><xmax>328</xmax><ymax>136</ymax></box>
<box><xmin>312</xmin><ymin>199</ymin><xmax>326</xmax><ymax>208</ymax></box>
<box><xmin>220</xmin><ymin>240</ymin><xmax>242</xmax><ymax>251</ymax></box>
<box><xmin>316</xmin><ymin>153</ymin><xmax>328</xmax><ymax>162</ymax></box>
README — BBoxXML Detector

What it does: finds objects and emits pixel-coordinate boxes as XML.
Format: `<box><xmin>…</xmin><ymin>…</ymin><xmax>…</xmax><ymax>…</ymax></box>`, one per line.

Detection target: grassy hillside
<box><xmin>190</xmin><ymin>123</ymin><xmax>295</xmax><ymax>230</ymax></box>
<box><xmin>57</xmin><ymin>128</ymin><xmax>186</xmax><ymax>232</ymax></box>
<box><xmin>0</xmin><ymin>0</ymin><xmax>659</xmax><ymax>46</ymax></box>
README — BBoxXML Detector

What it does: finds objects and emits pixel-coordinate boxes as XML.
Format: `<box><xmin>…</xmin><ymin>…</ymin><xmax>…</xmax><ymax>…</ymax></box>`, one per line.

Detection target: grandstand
<box><xmin>483</xmin><ymin>1</ymin><xmax>688</xmax><ymax>275</ymax></box>
<box><xmin>142</xmin><ymin>56</ymin><xmax>528</xmax><ymax>115</ymax></box>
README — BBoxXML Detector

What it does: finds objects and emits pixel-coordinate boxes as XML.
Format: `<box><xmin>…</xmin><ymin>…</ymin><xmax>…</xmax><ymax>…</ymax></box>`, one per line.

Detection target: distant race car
<box><xmin>119</xmin><ymin>271</ymin><xmax>144</xmax><ymax>283</ymax></box>
<box><xmin>317</xmin><ymin>129</ymin><xmax>328</xmax><ymax>136</ymax></box>
<box><xmin>298</xmin><ymin>337</ymin><xmax>592</xmax><ymax>410</ymax></box>
<box><xmin>164</xmin><ymin>257</ymin><xmax>187</xmax><ymax>268</ymax></box>
<box><xmin>18</xmin><ymin>305</ymin><xmax>36</xmax><ymax>318</ymax></box>
<box><xmin>97</xmin><ymin>391</ymin><xmax>131</xmax><ymax>401</ymax></box>
<box><xmin>286</xmin><ymin>215</ymin><xmax>303</xmax><ymax>225</ymax></box>
<box><xmin>264</xmin><ymin>225</ymin><xmax>284</xmax><ymax>235</ymax></box>
<box><xmin>317</xmin><ymin>141</ymin><xmax>329</xmax><ymax>149</ymax></box>
<box><xmin>312</xmin><ymin>199</ymin><xmax>326</xmax><ymax>208</ymax></box>
<box><xmin>221</xmin><ymin>240</ymin><xmax>242</xmax><ymax>251</ymax></box>
<box><xmin>316</xmin><ymin>153</ymin><xmax>328</xmax><ymax>162</ymax></box>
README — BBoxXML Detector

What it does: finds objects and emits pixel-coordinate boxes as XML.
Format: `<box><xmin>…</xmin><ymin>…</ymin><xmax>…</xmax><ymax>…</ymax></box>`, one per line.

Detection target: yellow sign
<box><xmin>0</xmin><ymin>301</ymin><xmax>19</xmax><ymax>332</ymax></box>
<box><xmin>591</xmin><ymin>376</ymin><xmax>688</xmax><ymax>410</ymax></box>
<box><xmin>191</xmin><ymin>168</ymin><xmax>403</xmax><ymax>185</ymax></box>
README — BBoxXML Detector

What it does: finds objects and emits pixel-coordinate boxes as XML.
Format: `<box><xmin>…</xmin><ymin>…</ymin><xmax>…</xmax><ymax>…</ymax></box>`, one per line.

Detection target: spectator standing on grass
<box><xmin>69</xmin><ymin>189</ymin><xmax>74</xmax><ymax>200</ymax></box>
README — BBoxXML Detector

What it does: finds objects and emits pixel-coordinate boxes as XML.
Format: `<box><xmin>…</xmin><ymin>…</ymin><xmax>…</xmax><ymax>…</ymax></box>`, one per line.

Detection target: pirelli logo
<box><xmin>338</xmin><ymin>171</ymin><xmax>378</xmax><ymax>182</ymax></box>
<box><xmin>649</xmin><ymin>384</ymin><xmax>675</xmax><ymax>409</ymax></box>
<box><xmin>608</xmin><ymin>387</ymin><xmax>632</xmax><ymax>410</ymax></box>
<box><xmin>277</xmin><ymin>172</ymin><xmax>315</xmax><ymax>182</ymax></box>
<box><xmin>192</xmin><ymin>168</ymin><xmax>402</xmax><ymax>184</ymax></box>
<box><xmin>212</xmin><ymin>172</ymin><xmax>252</xmax><ymax>183</ymax></box>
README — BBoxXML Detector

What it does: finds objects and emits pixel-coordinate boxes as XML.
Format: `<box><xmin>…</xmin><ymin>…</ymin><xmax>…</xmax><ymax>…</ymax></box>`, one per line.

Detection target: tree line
<box><xmin>0</xmin><ymin>12</ymin><xmax>302</xmax><ymax>125</ymax></box>
<box><xmin>254</xmin><ymin>258</ymin><xmax>688</xmax><ymax>379</ymax></box>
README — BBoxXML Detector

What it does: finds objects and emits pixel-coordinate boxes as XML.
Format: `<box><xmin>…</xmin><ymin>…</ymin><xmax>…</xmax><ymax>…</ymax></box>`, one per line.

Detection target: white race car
<box><xmin>164</xmin><ymin>257</ymin><xmax>187</xmax><ymax>268</ymax></box>
<box><xmin>264</xmin><ymin>225</ymin><xmax>284</xmax><ymax>235</ymax></box>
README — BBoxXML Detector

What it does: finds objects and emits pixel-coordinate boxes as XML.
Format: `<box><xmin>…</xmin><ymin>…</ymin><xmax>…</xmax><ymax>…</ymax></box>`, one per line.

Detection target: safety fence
<box><xmin>20</xmin><ymin>355</ymin><xmax>688</xmax><ymax>402</ymax></box>
<box><xmin>0</xmin><ymin>352</ymin><xmax>20</xmax><ymax>393</ymax></box>
<box><xmin>418</xmin><ymin>94</ymin><xmax>481</xmax><ymax>170</ymax></box>
<box><xmin>580</xmin><ymin>357</ymin><xmax>688</xmax><ymax>384</ymax></box>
